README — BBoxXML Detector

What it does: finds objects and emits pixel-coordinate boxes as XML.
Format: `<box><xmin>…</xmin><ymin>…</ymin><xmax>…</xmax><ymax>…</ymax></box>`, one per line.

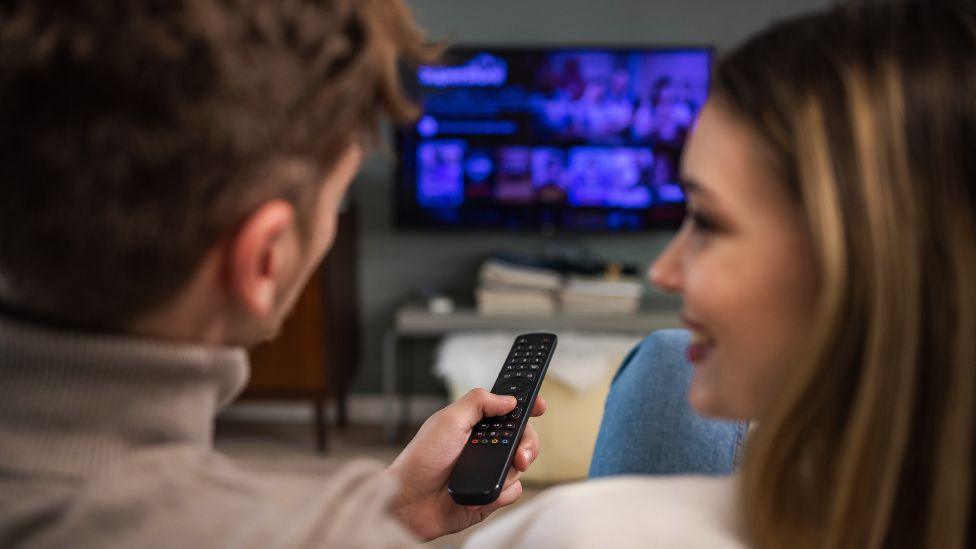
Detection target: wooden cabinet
<box><xmin>239</xmin><ymin>206</ymin><xmax>360</xmax><ymax>452</ymax></box>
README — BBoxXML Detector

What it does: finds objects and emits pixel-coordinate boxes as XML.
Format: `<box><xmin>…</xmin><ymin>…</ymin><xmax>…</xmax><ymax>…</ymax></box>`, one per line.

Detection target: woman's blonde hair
<box><xmin>713</xmin><ymin>2</ymin><xmax>976</xmax><ymax>547</ymax></box>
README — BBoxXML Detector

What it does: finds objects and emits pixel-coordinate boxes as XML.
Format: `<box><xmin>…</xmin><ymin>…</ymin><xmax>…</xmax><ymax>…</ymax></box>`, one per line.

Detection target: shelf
<box><xmin>393</xmin><ymin>306</ymin><xmax>681</xmax><ymax>335</ymax></box>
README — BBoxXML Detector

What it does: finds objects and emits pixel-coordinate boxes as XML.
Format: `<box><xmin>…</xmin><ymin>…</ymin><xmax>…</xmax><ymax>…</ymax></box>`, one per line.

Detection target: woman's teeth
<box><xmin>687</xmin><ymin>331</ymin><xmax>715</xmax><ymax>363</ymax></box>
<box><xmin>690</xmin><ymin>331</ymin><xmax>714</xmax><ymax>346</ymax></box>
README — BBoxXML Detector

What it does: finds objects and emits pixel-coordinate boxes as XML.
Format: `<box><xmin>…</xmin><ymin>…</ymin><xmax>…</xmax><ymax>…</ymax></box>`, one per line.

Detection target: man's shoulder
<box><xmin>467</xmin><ymin>475</ymin><xmax>747</xmax><ymax>549</ymax></box>
<box><xmin>25</xmin><ymin>447</ymin><xmax>416</xmax><ymax>549</ymax></box>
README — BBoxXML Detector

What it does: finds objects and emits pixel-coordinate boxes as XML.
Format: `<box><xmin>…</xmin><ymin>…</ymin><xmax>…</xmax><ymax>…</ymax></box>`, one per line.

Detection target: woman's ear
<box><xmin>224</xmin><ymin>199</ymin><xmax>299</xmax><ymax>318</ymax></box>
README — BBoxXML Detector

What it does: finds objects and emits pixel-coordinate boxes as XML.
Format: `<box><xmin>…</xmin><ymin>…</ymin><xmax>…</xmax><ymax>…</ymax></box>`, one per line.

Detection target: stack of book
<box><xmin>559</xmin><ymin>275</ymin><xmax>644</xmax><ymax>314</ymax></box>
<box><xmin>475</xmin><ymin>258</ymin><xmax>561</xmax><ymax>315</ymax></box>
<box><xmin>475</xmin><ymin>255</ymin><xmax>647</xmax><ymax>315</ymax></box>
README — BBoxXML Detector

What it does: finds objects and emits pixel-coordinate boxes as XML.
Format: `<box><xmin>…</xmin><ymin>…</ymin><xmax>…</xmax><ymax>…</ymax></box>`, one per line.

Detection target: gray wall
<box><xmin>349</xmin><ymin>0</ymin><xmax>831</xmax><ymax>394</ymax></box>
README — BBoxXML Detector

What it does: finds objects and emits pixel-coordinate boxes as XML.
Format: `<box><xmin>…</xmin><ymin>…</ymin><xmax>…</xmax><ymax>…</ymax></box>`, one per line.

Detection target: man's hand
<box><xmin>387</xmin><ymin>388</ymin><xmax>547</xmax><ymax>541</ymax></box>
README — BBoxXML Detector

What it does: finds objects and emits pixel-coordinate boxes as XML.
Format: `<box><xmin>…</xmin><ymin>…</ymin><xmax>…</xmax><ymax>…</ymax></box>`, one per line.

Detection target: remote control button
<box><xmin>536</xmin><ymin>351</ymin><xmax>545</xmax><ymax>357</ymax></box>
<box><xmin>491</xmin><ymin>439</ymin><xmax>499</xmax><ymax>444</ymax></box>
<box><xmin>532</xmin><ymin>357</ymin><xmax>541</xmax><ymax>363</ymax></box>
<box><xmin>503</xmin><ymin>373</ymin><xmax>512</xmax><ymax>379</ymax></box>
<box><xmin>475</xmin><ymin>431</ymin><xmax>485</xmax><ymax>437</ymax></box>
<box><xmin>481</xmin><ymin>439</ymin><xmax>489</xmax><ymax>444</ymax></box>
<box><xmin>501</xmin><ymin>379</ymin><xmax>529</xmax><ymax>391</ymax></box>
<box><xmin>517</xmin><ymin>364</ymin><xmax>526</xmax><ymax>370</ymax></box>
<box><xmin>506</xmin><ymin>381</ymin><xmax>531</xmax><ymax>394</ymax></box>
<box><xmin>518</xmin><ymin>338</ymin><xmax>528</xmax><ymax>344</ymax></box>
<box><xmin>514</xmin><ymin>372</ymin><xmax>523</xmax><ymax>377</ymax></box>
<box><xmin>529</xmin><ymin>365</ymin><xmax>539</xmax><ymax>370</ymax></box>
<box><xmin>527</xmin><ymin>345</ymin><xmax>536</xmax><ymax>350</ymax></box>
<box><xmin>504</xmin><ymin>422</ymin><xmax>516</xmax><ymax>429</ymax></box>
<box><xmin>491</xmin><ymin>422</ymin><xmax>502</xmax><ymax>428</ymax></box>
<box><xmin>501</xmin><ymin>439</ymin><xmax>510</xmax><ymax>444</ymax></box>
<box><xmin>525</xmin><ymin>373</ymin><xmax>535</xmax><ymax>380</ymax></box>
<box><xmin>502</xmin><ymin>431</ymin><xmax>512</xmax><ymax>437</ymax></box>
<box><xmin>505</xmin><ymin>365</ymin><xmax>514</xmax><ymax>371</ymax></box>
<box><xmin>471</xmin><ymin>438</ymin><xmax>479</xmax><ymax>444</ymax></box>
<box><xmin>489</xmin><ymin>431</ymin><xmax>498</xmax><ymax>436</ymax></box>
<box><xmin>507</xmin><ymin>407</ymin><xmax>522</xmax><ymax>420</ymax></box>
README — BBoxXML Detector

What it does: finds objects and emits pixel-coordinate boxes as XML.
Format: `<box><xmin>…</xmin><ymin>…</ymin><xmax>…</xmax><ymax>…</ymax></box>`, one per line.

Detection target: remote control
<box><xmin>448</xmin><ymin>332</ymin><xmax>557</xmax><ymax>505</ymax></box>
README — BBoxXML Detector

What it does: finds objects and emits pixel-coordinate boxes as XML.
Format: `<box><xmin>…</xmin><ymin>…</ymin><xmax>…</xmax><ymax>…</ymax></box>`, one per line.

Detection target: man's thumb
<box><xmin>459</xmin><ymin>388</ymin><xmax>517</xmax><ymax>426</ymax></box>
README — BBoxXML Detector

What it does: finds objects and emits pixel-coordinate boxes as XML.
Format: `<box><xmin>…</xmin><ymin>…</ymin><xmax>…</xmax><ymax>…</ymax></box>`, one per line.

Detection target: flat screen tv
<box><xmin>395</xmin><ymin>46</ymin><xmax>713</xmax><ymax>232</ymax></box>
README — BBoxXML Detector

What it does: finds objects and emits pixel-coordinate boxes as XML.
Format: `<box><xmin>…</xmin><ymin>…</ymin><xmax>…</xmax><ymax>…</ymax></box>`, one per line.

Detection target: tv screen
<box><xmin>395</xmin><ymin>46</ymin><xmax>713</xmax><ymax>232</ymax></box>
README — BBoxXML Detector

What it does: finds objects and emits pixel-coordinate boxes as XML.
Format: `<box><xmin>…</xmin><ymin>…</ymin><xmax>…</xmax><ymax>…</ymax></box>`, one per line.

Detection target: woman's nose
<box><xmin>648</xmin><ymin>235</ymin><xmax>684</xmax><ymax>295</ymax></box>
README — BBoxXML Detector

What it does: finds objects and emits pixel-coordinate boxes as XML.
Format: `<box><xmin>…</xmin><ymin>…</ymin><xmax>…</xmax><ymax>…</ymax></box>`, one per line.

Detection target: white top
<box><xmin>464</xmin><ymin>475</ymin><xmax>749</xmax><ymax>549</ymax></box>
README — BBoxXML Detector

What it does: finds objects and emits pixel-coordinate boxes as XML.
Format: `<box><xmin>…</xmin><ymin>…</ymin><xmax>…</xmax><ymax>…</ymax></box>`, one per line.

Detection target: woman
<box><xmin>467</xmin><ymin>1</ymin><xmax>975</xmax><ymax>547</ymax></box>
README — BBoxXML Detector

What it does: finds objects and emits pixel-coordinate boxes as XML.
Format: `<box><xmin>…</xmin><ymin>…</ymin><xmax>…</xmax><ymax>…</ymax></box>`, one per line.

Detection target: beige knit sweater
<box><xmin>0</xmin><ymin>314</ymin><xmax>420</xmax><ymax>548</ymax></box>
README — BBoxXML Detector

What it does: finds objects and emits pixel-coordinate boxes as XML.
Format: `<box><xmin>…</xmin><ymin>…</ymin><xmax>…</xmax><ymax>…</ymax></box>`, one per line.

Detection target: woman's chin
<box><xmin>687</xmin><ymin>375</ymin><xmax>737</xmax><ymax>419</ymax></box>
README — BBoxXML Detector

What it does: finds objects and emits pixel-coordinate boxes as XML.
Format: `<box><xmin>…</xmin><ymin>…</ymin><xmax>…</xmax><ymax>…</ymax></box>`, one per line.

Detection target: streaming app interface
<box><xmin>398</xmin><ymin>48</ymin><xmax>712</xmax><ymax>231</ymax></box>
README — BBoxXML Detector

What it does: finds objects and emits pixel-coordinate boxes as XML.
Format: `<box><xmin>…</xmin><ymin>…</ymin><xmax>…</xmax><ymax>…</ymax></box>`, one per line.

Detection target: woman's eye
<box><xmin>687</xmin><ymin>211</ymin><xmax>717</xmax><ymax>233</ymax></box>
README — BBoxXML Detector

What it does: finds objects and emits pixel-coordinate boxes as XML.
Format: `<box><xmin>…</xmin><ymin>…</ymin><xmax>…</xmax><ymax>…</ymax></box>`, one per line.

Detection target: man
<box><xmin>0</xmin><ymin>0</ymin><xmax>544</xmax><ymax>546</ymax></box>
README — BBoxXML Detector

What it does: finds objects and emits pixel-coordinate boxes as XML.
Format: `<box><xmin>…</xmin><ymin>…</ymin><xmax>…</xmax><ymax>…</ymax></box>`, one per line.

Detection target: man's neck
<box><xmin>0</xmin><ymin>295</ymin><xmax>228</xmax><ymax>347</ymax></box>
<box><xmin>0</xmin><ymin>297</ymin><xmax>107</xmax><ymax>336</ymax></box>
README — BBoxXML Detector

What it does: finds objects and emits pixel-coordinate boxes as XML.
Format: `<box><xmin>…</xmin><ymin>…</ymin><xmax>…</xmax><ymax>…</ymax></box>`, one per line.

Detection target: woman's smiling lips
<box><xmin>681</xmin><ymin>313</ymin><xmax>715</xmax><ymax>364</ymax></box>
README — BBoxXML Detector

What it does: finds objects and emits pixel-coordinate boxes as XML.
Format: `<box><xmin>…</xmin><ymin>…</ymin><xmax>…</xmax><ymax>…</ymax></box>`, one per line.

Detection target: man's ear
<box><xmin>225</xmin><ymin>199</ymin><xmax>298</xmax><ymax>318</ymax></box>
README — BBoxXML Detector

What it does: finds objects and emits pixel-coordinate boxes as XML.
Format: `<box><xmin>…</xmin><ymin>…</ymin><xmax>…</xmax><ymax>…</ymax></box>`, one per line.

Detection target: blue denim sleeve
<box><xmin>588</xmin><ymin>329</ymin><xmax>747</xmax><ymax>478</ymax></box>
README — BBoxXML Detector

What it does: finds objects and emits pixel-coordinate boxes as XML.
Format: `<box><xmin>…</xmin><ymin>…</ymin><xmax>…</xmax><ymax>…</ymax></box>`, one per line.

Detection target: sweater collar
<box><xmin>0</xmin><ymin>313</ymin><xmax>249</xmax><ymax>477</ymax></box>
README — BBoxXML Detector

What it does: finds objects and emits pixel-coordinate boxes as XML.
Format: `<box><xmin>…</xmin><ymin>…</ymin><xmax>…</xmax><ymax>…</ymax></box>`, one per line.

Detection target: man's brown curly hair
<box><xmin>0</xmin><ymin>0</ymin><xmax>433</xmax><ymax>329</ymax></box>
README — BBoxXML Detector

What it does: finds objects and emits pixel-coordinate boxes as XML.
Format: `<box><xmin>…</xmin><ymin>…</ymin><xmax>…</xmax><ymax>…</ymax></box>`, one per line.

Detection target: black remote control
<box><xmin>448</xmin><ymin>332</ymin><xmax>557</xmax><ymax>506</ymax></box>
